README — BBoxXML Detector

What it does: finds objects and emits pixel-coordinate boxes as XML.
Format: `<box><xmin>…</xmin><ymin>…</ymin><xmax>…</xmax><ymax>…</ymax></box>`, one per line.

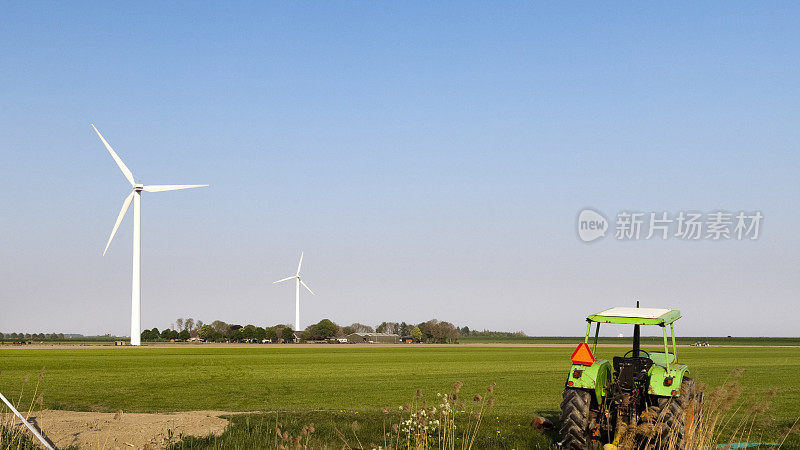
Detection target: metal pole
<box><xmin>130</xmin><ymin>191</ymin><xmax>141</xmax><ymax>346</ymax></box>
<box><xmin>295</xmin><ymin>278</ymin><xmax>300</xmax><ymax>334</ymax></box>
<box><xmin>632</xmin><ymin>300</ymin><xmax>640</xmax><ymax>357</ymax></box>
<box><xmin>662</xmin><ymin>326</ymin><xmax>670</xmax><ymax>372</ymax></box>
<box><xmin>670</xmin><ymin>323</ymin><xmax>677</xmax><ymax>362</ymax></box>
<box><xmin>592</xmin><ymin>322</ymin><xmax>600</xmax><ymax>354</ymax></box>
<box><xmin>584</xmin><ymin>321</ymin><xmax>592</xmax><ymax>344</ymax></box>
<box><xmin>0</xmin><ymin>391</ymin><xmax>54</xmax><ymax>449</ymax></box>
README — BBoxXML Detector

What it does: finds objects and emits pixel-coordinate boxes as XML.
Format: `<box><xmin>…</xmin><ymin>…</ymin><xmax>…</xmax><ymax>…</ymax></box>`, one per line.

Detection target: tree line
<box><xmin>140</xmin><ymin>318</ymin><xmax>296</xmax><ymax>343</ymax></box>
<box><xmin>144</xmin><ymin>317</ymin><xmax>471</xmax><ymax>344</ymax></box>
<box><xmin>301</xmin><ymin>319</ymin><xmax>460</xmax><ymax>343</ymax></box>
<box><xmin>2</xmin><ymin>320</ymin><xmax>527</xmax><ymax>344</ymax></box>
<box><xmin>0</xmin><ymin>332</ymin><xmax>68</xmax><ymax>341</ymax></box>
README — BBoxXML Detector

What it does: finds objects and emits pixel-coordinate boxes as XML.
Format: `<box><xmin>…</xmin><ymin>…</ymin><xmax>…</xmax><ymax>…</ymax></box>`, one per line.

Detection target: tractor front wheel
<box><xmin>559</xmin><ymin>388</ymin><xmax>593</xmax><ymax>449</ymax></box>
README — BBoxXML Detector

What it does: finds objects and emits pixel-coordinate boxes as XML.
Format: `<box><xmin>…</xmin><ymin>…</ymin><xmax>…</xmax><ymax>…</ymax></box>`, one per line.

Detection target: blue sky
<box><xmin>1</xmin><ymin>2</ymin><xmax>798</xmax><ymax>336</ymax></box>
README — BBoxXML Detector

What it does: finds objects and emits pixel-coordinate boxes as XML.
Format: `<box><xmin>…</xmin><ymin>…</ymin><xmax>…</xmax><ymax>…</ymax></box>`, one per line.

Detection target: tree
<box><xmin>175</xmin><ymin>318</ymin><xmax>184</xmax><ymax>332</ymax></box>
<box><xmin>211</xmin><ymin>320</ymin><xmax>229</xmax><ymax>337</ymax></box>
<box><xmin>242</xmin><ymin>325</ymin><xmax>257</xmax><ymax>340</ymax></box>
<box><xmin>302</xmin><ymin>319</ymin><xmax>339</xmax><ymax>340</ymax></box>
<box><xmin>231</xmin><ymin>328</ymin><xmax>244</xmax><ymax>342</ymax></box>
<box><xmin>399</xmin><ymin>322</ymin><xmax>410</xmax><ymax>336</ymax></box>
<box><xmin>376</xmin><ymin>322</ymin><xmax>398</xmax><ymax>334</ymax></box>
<box><xmin>196</xmin><ymin>320</ymin><xmax>204</xmax><ymax>329</ymax></box>
<box><xmin>349</xmin><ymin>323</ymin><xmax>374</xmax><ymax>333</ymax></box>
<box><xmin>178</xmin><ymin>329</ymin><xmax>190</xmax><ymax>341</ymax></box>
<box><xmin>417</xmin><ymin>320</ymin><xmax>434</xmax><ymax>342</ymax></box>
<box><xmin>160</xmin><ymin>328</ymin><xmax>172</xmax><ymax>340</ymax></box>
<box><xmin>315</xmin><ymin>319</ymin><xmax>339</xmax><ymax>339</ymax></box>
<box><xmin>281</xmin><ymin>326</ymin><xmax>295</xmax><ymax>341</ymax></box>
<box><xmin>341</xmin><ymin>325</ymin><xmax>355</xmax><ymax>335</ymax></box>
<box><xmin>149</xmin><ymin>329</ymin><xmax>158</xmax><ymax>341</ymax></box>
<box><xmin>222</xmin><ymin>324</ymin><xmax>240</xmax><ymax>341</ymax></box>
<box><xmin>199</xmin><ymin>324</ymin><xmax>217</xmax><ymax>341</ymax></box>
<box><xmin>416</xmin><ymin>319</ymin><xmax>458</xmax><ymax>343</ymax></box>
<box><xmin>265</xmin><ymin>326</ymin><xmax>278</xmax><ymax>342</ymax></box>
<box><xmin>411</xmin><ymin>326</ymin><xmax>422</xmax><ymax>342</ymax></box>
<box><xmin>438</xmin><ymin>321</ymin><xmax>459</xmax><ymax>343</ymax></box>
<box><xmin>185</xmin><ymin>318</ymin><xmax>195</xmax><ymax>331</ymax></box>
<box><xmin>254</xmin><ymin>326</ymin><xmax>267</xmax><ymax>342</ymax></box>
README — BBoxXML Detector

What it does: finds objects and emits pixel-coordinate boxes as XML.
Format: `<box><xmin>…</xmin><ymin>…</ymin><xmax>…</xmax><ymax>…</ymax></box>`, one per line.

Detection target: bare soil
<box><xmin>11</xmin><ymin>409</ymin><xmax>232</xmax><ymax>449</ymax></box>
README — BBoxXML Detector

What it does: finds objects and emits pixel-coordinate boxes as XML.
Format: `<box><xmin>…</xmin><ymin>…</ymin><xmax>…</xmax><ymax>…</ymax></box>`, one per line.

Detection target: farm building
<box><xmin>346</xmin><ymin>332</ymin><xmax>400</xmax><ymax>344</ymax></box>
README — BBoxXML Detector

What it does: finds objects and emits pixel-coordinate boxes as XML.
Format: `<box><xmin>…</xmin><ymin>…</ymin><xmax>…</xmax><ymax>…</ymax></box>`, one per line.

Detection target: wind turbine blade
<box><xmin>273</xmin><ymin>276</ymin><xmax>296</xmax><ymax>284</ymax></box>
<box><xmin>143</xmin><ymin>184</ymin><xmax>209</xmax><ymax>192</ymax></box>
<box><xmin>103</xmin><ymin>191</ymin><xmax>135</xmax><ymax>256</ymax></box>
<box><xmin>91</xmin><ymin>124</ymin><xmax>135</xmax><ymax>186</ymax></box>
<box><xmin>300</xmin><ymin>280</ymin><xmax>315</xmax><ymax>295</ymax></box>
<box><xmin>296</xmin><ymin>251</ymin><xmax>304</xmax><ymax>275</ymax></box>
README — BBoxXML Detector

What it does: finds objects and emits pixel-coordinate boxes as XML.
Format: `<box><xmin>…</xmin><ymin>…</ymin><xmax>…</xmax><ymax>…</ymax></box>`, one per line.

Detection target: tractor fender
<box><xmin>566</xmin><ymin>359</ymin><xmax>612</xmax><ymax>403</ymax></box>
<box><xmin>647</xmin><ymin>363</ymin><xmax>689</xmax><ymax>397</ymax></box>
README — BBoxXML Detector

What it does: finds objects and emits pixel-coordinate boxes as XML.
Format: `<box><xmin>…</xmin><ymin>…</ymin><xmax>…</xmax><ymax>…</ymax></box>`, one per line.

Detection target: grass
<box><xmin>0</xmin><ymin>346</ymin><xmax>797</xmax><ymax>447</ymax></box>
<box><xmin>171</xmin><ymin>410</ymin><xmax>556</xmax><ymax>449</ymax></box>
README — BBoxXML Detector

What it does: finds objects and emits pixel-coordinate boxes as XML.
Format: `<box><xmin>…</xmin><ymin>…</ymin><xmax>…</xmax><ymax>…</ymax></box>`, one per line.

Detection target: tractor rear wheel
<box><xmin>559</xmin><ymin>388</ymin><xmax>593</xmax><ymax>449</ymax></box>
<box><xmin>654</xmin><ymin>377</ymin><xmax>698</xmax><ymax>449</ymax></box>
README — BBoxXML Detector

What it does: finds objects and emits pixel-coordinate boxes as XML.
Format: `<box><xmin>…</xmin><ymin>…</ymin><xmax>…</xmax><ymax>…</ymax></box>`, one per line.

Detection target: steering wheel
<box><xmin>623</xmin><ymin>349</ymin><xmax>650</xmax><ymax>358</ymax></box>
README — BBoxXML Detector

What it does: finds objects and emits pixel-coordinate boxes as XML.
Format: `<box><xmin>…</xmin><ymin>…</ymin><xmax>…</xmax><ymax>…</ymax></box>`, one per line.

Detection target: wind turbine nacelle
<box><xmin>134</xmin><ymin>184</ymin><xmax>145</xmax><ymax>191</ymax></box>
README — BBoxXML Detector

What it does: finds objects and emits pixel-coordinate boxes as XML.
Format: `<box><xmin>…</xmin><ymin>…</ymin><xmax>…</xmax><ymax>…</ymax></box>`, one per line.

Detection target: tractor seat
<box><xmin>612</xmin><ymin>356</ymin><xmax>654</xmax><ymax>390</ymax></box>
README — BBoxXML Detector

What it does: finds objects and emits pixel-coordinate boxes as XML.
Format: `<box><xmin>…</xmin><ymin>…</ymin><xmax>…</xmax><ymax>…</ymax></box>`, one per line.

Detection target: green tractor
<box><xmin>559</xmin><ymin>306</ymin><xmax>702</xmax><ymax>449</ymax></box>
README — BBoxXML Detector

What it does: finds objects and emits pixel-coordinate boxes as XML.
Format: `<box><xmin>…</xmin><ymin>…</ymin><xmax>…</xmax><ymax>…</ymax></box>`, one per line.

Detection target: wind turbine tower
<box><xmin>93</xmin><ymin>124</ymin><xmax>208</xmax><ymax>346</ymax></box>
<box><xmin>273</xmin><ymin>251</ymin><xmax>315</xmax><ymax>332</ymax></box>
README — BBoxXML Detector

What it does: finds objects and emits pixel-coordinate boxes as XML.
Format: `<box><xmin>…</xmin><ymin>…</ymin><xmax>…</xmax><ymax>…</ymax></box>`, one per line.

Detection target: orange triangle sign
<box><xmin>571</xmin><ymin>342</ymin><xmax>595</xmax><ymax>365</ymax></box>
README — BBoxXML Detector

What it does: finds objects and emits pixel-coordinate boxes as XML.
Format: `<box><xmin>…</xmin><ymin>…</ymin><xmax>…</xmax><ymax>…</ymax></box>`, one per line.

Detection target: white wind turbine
<box><xmin>93</xmin><ymin>124</ymin><xmax>208</xmax><ymax>346</ymax></box>
<box><xmin>273</xmin><ymin>251</ymin><xmax>315</xmax><ymax>333</ymax></box>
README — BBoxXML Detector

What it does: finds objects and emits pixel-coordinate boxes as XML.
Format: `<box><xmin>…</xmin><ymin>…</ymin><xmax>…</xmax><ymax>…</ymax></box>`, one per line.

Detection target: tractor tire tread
<box><xmin>559</xmin><ymin>388</ymin><xmax>592</xmax><ymax>449</ymax></box>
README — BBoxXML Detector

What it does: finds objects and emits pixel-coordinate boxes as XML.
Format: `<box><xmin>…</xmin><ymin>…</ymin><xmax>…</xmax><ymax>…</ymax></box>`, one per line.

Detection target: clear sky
<box><xmin>1</xmin><ymin>2</ymin><xmax>798</xmax><ymax>337</ymax></box>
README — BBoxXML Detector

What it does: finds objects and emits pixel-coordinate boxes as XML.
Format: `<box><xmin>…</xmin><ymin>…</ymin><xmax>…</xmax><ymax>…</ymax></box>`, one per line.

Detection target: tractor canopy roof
<box><xmin>587</xmin><ymin>307</ymin><xmax>681</xmax><ymax>326</ymax></box>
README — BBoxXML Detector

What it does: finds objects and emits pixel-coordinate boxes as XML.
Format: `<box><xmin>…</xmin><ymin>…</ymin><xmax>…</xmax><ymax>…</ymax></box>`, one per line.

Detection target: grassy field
<box><xmin>1</xmin><ymin>345</ymin><xmax>798</xmax><ymax>448</ymax></box>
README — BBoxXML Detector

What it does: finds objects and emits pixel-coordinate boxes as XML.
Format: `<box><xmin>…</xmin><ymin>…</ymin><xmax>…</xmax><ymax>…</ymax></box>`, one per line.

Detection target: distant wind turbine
<box><xmin>273</xmin><ymin>251</ymin><xmax>315</xmax><ymax>333</ymax></box>
<box><xmin>93</xmin><ymin>124</ymin><xmax>208</xmax><ymax>346</ymax></box>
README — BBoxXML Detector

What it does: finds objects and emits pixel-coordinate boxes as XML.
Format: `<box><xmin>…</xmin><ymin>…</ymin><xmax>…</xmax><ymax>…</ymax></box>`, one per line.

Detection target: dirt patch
<box><xmin>9</xmin><ymin>409</ymin><xmax>233</xmax><ymax>449</ymax></box>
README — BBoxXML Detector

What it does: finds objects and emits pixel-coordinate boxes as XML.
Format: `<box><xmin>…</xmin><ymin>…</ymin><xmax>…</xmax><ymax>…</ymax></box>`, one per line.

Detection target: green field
<box><xmin>1</xmin><ymin>345</ymin><xmax>798</xmax><ymax>448</ymax></box>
